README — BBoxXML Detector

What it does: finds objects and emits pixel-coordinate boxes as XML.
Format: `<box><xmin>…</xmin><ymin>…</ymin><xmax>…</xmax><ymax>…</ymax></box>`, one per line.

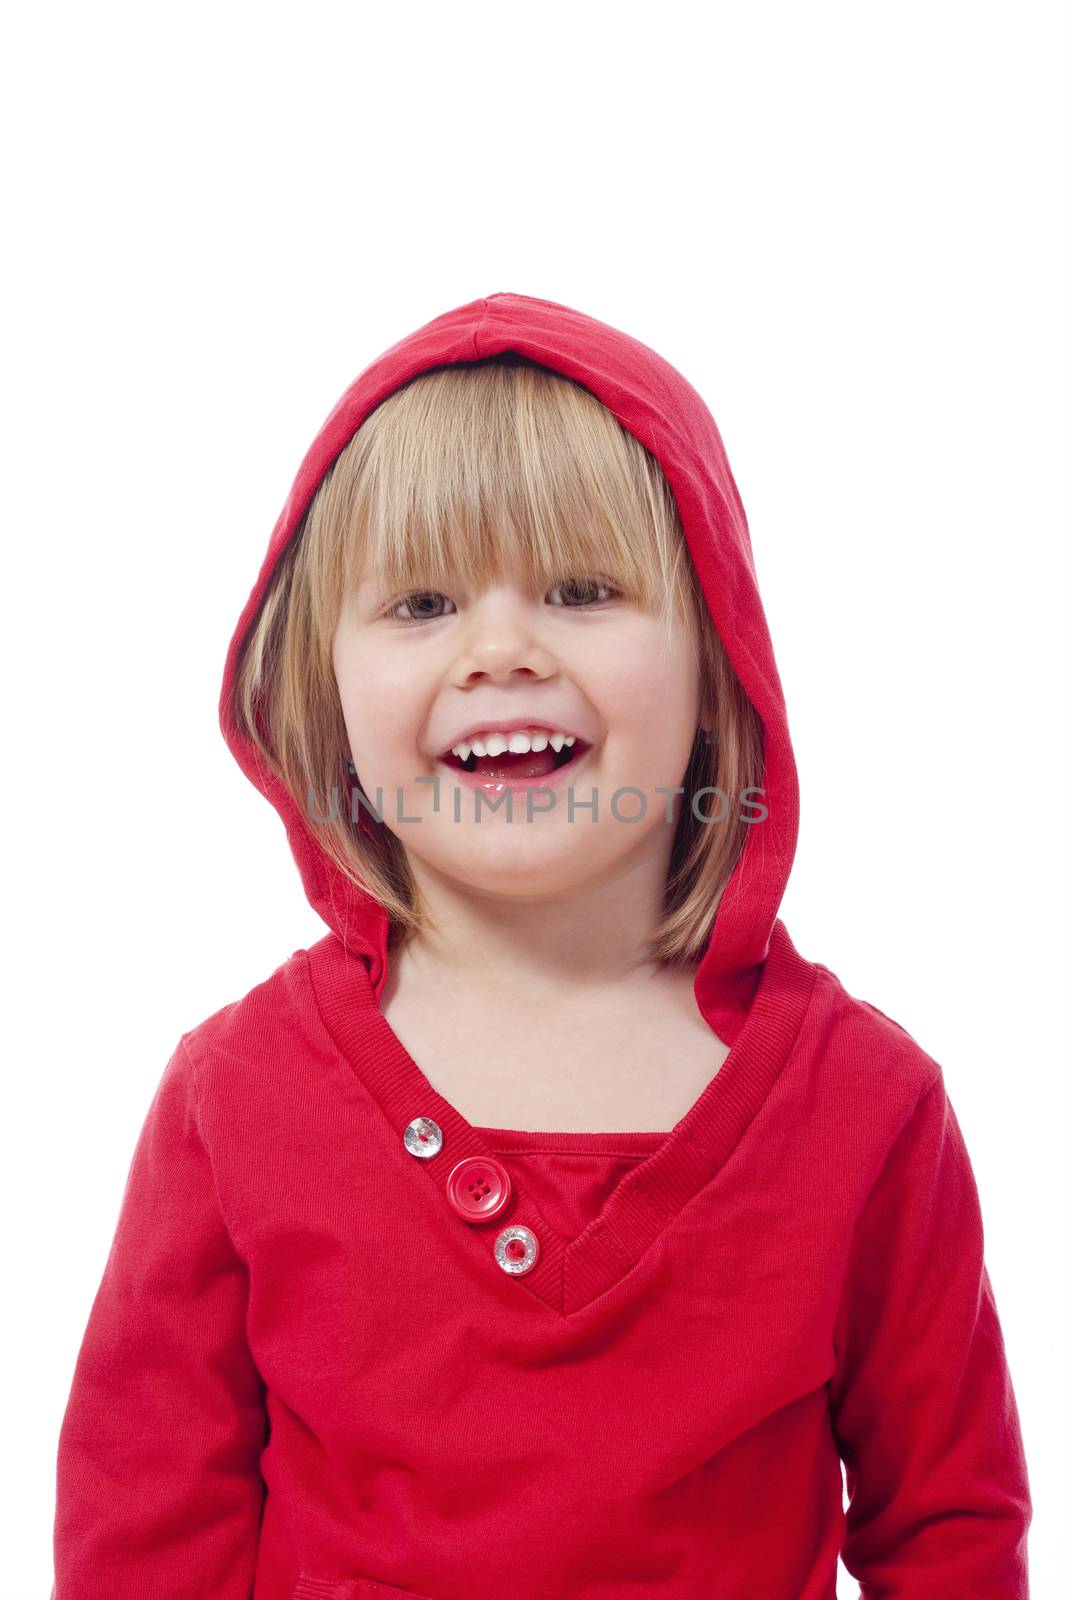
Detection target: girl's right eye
<box><xmin>382</xmin><ymin>591</ymin><xmax>455</xmax><ymax>623</ymax></box>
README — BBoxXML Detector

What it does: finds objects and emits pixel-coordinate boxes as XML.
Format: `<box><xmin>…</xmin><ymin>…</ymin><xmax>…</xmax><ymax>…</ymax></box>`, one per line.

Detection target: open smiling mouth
<box><xmin>438</xmin><ymin>739</ymin><xmax>590</xmax><ymax>785</ymax></box>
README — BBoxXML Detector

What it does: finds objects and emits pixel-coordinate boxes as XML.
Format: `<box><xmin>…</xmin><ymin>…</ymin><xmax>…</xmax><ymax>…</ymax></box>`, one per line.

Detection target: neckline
<box><xmin>470</xmin><ymin>1124</ymin><xmax>670</xmax><ymax>1155</ymax></box>
<box><xmin>305</xmin><ymin>921</ymin><xmax>820</xmax><ymax>1317</ymax></box>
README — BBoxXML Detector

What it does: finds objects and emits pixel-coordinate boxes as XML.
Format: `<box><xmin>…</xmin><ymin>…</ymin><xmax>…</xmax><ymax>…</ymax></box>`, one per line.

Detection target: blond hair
<box><xmin>234</xmin><ymin>353</ymin><xmax>763</xmax><ymax>967</ymax></box>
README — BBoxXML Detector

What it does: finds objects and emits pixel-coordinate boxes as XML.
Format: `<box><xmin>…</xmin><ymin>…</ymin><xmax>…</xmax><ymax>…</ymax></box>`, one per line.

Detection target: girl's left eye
<box><xmin>383</xmin><ymin>577</ymin><xmax>618</xmax><ymax>623</ymax></box>
<box><xmin>546</xmin><ymin>576</ymin><xmax>619</xmax><ymax>607</ymax></box>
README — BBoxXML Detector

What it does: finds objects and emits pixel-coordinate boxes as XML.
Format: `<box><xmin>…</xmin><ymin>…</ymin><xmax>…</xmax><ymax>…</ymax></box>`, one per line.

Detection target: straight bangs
<box><xmin>234</xmin><ymin>352</ymin><xmax>764</xmax><ymax>968</ymax></box>
<box><xmin>320</xmin><ymin>352</ymin><xmax>699</xmax><ymax>654</ymax></box>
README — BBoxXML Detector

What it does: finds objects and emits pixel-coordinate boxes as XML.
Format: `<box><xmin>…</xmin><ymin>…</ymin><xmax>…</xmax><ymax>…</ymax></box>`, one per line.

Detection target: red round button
<box><xmin>445</xmin><ymin>1156</ymin><xmax>512</xmax><ymax>1222</ymax></box>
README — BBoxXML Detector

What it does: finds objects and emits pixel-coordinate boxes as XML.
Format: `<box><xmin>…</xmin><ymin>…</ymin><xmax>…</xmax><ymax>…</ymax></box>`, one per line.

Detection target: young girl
<box><xmin>51</xmin><ymin>292</ymin><xmax>1032</xmax><ymax>1599</ymax></box>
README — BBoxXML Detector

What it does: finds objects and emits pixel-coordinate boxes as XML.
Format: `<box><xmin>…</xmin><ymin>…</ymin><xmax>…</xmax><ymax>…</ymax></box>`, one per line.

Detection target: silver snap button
<box><xmin>403</xmin><ymin>1117</ymin><xmax>443</xmax><ymax>1158</ymax></box>
<box><xmin>494</xmin><ymin>1224</ymin><xmax>539</xmax><ymax>1275</ymax></box>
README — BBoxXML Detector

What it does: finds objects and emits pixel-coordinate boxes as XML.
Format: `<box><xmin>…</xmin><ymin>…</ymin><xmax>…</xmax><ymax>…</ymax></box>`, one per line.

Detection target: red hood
<box><xmin>219</xmin><ymin>292</ymin><xmax>800</xmax><ymax>1045</ymax></box>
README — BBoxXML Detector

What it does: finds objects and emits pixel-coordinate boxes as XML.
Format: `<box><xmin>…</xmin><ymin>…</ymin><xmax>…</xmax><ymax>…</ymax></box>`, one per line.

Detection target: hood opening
<box><xmin>220</xmin><ymin>293</ymin><xmax>798</xmax><ymax>1046</ymax></box>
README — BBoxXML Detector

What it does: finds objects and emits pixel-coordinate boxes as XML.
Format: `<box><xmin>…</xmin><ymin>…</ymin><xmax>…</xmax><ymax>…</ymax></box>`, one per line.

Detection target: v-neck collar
<box><xmin>305</xmin><ymin>921</ymin><xmax>819</xmax><ymax>1318</ymax></box>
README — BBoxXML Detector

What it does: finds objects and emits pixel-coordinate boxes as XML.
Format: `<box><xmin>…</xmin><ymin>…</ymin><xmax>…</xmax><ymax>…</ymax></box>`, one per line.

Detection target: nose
<box><xmin>451</xmin><ymin>586</ymin><xmax>556</xmax><ymax>685</ymax></box>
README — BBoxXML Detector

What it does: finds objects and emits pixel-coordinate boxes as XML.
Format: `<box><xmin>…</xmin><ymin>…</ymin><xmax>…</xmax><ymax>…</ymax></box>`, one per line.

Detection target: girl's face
<box><xmin>331</xmin><ymin>566</ymin><xmax>707</xmax><ymax>904</ymax></box>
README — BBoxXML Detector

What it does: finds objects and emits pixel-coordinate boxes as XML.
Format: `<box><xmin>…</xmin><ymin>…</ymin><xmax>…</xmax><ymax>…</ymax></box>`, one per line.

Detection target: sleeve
<box><xmin>51</xmin><ymin>1039</ymin><xmax>268</xmax><ymax>1599</ymax></box>
<box><xmin>829</xmin><ymin>1071</ymin><xmax>1032</xmax><ymax>1598</ymax></box>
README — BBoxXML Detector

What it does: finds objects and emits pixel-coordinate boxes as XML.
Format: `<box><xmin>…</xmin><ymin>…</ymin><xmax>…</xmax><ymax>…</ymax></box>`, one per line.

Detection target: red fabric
<box><xmin>52</xmin><ymin>293</ymin><xmax>1032</xmax><ymax>1597</ymax></box>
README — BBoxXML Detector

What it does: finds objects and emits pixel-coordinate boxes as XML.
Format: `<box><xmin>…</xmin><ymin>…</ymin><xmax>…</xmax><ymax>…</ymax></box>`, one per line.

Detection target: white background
<box><xmin>3</xmin><ymin>3</ymin><xmax>1063</xmax><ymax>1596</ymax></box>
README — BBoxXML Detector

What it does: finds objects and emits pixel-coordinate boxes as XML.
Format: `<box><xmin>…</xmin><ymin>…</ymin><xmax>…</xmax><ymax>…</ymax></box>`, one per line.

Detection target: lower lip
<box><xmin>435</xmin><ymin>744</ymin><xmax>592</xmax><ymax>794</ymax></box>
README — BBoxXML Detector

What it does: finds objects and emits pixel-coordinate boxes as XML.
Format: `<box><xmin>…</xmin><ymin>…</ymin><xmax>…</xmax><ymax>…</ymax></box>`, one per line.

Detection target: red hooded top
<box><xmin>52</xmin><ymin>293</ymin><xmax>1032</xmax><ymax>1599</ymax></box>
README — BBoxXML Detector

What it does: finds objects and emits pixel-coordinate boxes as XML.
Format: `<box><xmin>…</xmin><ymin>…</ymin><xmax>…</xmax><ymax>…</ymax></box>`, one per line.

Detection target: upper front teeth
<box><xmin>449</xmin><ymin>728</ymin><xmax>577</xmax><ymax>760</ymax></box>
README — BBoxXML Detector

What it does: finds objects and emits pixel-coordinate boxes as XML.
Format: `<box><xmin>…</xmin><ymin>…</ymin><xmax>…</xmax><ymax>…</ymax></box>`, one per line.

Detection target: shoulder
<box><xmin>175</xmin><ymin>937</ymin><xmax>339</xmax><ymax>1107</ymax></box>
<box><xmin>162</xmin><ymin>937</ymin><xmax>373</xmax><ymax>1244</ymax></box>
<box><xmin>801</xmin><ymin>955</ymin><xmax>945</xmax><ymax>1142</ymax></box>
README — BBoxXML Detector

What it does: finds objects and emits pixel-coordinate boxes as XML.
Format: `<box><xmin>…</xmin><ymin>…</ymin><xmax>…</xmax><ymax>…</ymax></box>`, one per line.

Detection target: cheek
<box><xmin>346</xmin><ymin>711</ymin><xmax>421</xmax><ymax>785</ymax></box>
<box><xmin>334</xmin><ymin>643</ymin><xmax>424</xmax><ymax>753</ymax></box>
<box><xmin>594</xmin><ymin>644</ymin><xmax>701</xmax><ymax>785</ymax></box>
<box><xmin>598</xmin><ymin>633</ymin><xmax>697</xmax><ymax>732</ymax></box>
<box><xmin>336</xmin><ymin>638</ymin><xmax>413</xmax><ymax>702</ymax></box>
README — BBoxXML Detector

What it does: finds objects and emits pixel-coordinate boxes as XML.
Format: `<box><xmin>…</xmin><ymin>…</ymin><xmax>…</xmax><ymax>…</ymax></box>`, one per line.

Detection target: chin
<box><xmin>425</xmin><ymin>840</ymin><xmax>598</xmax><ymax>895</ymax></box>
